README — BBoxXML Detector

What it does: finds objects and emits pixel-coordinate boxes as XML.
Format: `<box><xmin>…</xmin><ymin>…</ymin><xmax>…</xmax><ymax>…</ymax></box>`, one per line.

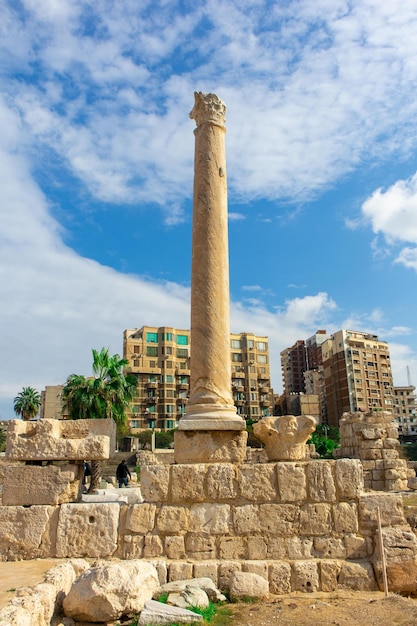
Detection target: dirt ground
<box><xmin>229</xmin><ymin>591</ymin><xmax>417</xmax><ymax>626</ymax></box>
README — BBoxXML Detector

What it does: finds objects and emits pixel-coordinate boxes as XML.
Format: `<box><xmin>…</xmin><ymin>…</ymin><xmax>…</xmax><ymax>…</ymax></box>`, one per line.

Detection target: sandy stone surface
<box><xmin>229</xmin><ymin>591</ymin><xmax>417</xmax><ymax>625</ymax></box>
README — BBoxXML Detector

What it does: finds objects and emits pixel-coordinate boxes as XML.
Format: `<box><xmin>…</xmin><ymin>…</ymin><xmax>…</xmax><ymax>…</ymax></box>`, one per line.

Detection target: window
<box><xmin>231</xmin><ymin>339</ymin><xmax>241</xmax><ymax>349</ymax></box>
<box><xmin>232</xmin><ymin>353</ymin><xmax>242</xmax><ymax>362</ymax></box>
<box><xmin>149</xmin><ymin>360</ymin><xmax>156</xmax><ymax>368</ymax></box>
<box><xmin>177</xmin><ymin>348</ymin><xmax>188</xmax><ymax>358</ymax></box>
<box><xmin>165</xmin><ymin>361</ymin><xmax>173</xmax><ymax>369</ymax></box>
<box><xmin>257</xmin><ymin>355</ymin><xmax>267</xmax><ymax>364</ymax></box>
<box><xmin>166</xmin><ymin>375</ymin><xmax>173</xmax><ymax>383</ymax></box>
<box><xmin>133</xmin><ymin>360</ymin><xmax>140</xmax><ymax>367</ymax></box>
<box><xmin>165</xmin><ymin>333</ymin><xmax>173</xmax><ymax>341</ymax></box>
<box><xmin>256</xmin><ymin>341</ymin><xmax>267</xmax><ymax>351</ymax></box>
<box><xmin>146</xmin><ymin>332</ymin><xmax>158</xmax><ymax>343</ymax></box>
<box><xmin>131</xmin><ymin>420</ymin><xmax>139</xmax><ymax>428</ymax></box>
<box><xmin>147</xmin><ymin>346</ymin><xmax>158</xmax><ymax>357</ymax></box>
<box><xmin>165</xmin><ymin>346</ymin><xmax>173</xmax><ymax>355</ymax></box>
<box><xmin>251</xmin><ymin>393</ymin><xmax>257</xmax><ymax>401</ymax></box>
<box><xmin>134</xmin><ymin>345</ymin><xmax>141</xmax><ymax>354</ymax></box>
<box><xmin>177</xmin><ymin>335</ymin><xmax>188</xmax><ymax>345</ymax></box>
<box><xmin>166</xmin><ymin>405</ymin><xmax>173</xmax><ymax>414</ymax></box>
<box><xmin>166</xmin><ymin>390</ymin><xmax>175</xmax><ymax>398</ymax></box>
<box><xmin>179</xmin><ymin>375</ymin><xmax>188</xmax><ymax>384</ymax></box>
<box><xmin>180</xmin><ymin>362</ymin><xmax>187</xmax><ymax>369</ymax></box>
<box><xmin>166</xmin><ymin>420</ymin><xmax>175</xmax><ymax>429</ymax></box>
<box><xmin>247</xmin><ymin>339</ymin><xmax>254</xmax><ymax>349</ymax></box>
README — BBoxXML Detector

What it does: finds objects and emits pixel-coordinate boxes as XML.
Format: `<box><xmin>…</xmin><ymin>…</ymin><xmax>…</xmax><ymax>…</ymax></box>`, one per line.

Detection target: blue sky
<box><xmin>1</xmin><ymin>0</ymin><xmax>417</xmax><ymax>419</ymax></box>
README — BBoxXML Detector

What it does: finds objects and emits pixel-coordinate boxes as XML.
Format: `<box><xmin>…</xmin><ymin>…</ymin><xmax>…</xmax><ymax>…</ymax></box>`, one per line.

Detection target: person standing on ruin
<box><xmin>116</xmin><ymin>459</ymin><xmax>131</xmax><ymax>488</ymax></box>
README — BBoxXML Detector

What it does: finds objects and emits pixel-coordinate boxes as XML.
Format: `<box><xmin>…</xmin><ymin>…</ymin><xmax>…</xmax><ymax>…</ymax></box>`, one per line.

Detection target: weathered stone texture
<box><xmin>125</xmin><ymin>503</ymin><xmax>156</xmax><ymax>534</ymax></box>
<box><xmin>277</xmin><ymin>463</ymin><xmax>307</xmax><ymax>501</ymax></box>
<box><xmin>55</xmin><ymin>503</ymin><xmax>120</xmax><ymax>558</ymax></box>
<box><xmin>238</xmin><ymin>464</ymin><xmax>278</xmax><ymax>502</ymax></box>
<box><xmin>171</xmin><ymin>465</ymin><xmax>206</xmax><ymax>502</ymax></box>
<box><xmin>6</xmin><ymin>418</ymin><xmax>115</xmax><ymax>461</ymax></box>
<box><xmin>140</xmin><ymin>465</ymin><xmax>170</xmax><ymax>502</ymax></box>
<box><xmin>0</xmin><ymin>505</ymin><xmax>54</xmax><ymax>560</ymax></box>
<box><xmin>2</xmin><ymin>464</ymin><xmax>82</xmax><ymax>506</ymax></box>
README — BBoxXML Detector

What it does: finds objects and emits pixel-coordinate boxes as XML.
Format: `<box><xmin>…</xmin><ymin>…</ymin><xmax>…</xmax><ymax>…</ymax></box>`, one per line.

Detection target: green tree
<box><xmin>63</xmin><ymin>348</ymin><xmax>137</xmax><ymax>492</ymax></box>
<box><xmin>308</xmin><ymin>424</ymin><xmax>340</xmax><ymax>458</ymax></box>
<box><xmin>13</xmin><ymin>386</ymin><xmax>41</xmax><ymax>421</ymax></box>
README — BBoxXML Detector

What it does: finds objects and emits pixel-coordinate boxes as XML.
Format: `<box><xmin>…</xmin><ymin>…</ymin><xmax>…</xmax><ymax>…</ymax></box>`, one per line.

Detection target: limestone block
<box><xmin>360</xmin><ymin>439</ymin><xmax>383</xmax><ymax>449</ymax></box>
<box><xmin>379</xmin><ymin>559</ymin><xmax>417</xmax><ymax>594</ymax></box>
<box><xmin>185</xmin><ymin>534</ymin><xmax>217</xmax><ymax>560</ymax></box>
<box><xmin>139</xmin><ymin>600</ymin><xmax>203</xmax><ymax>625</ymax></box>
<box><xmin>344</xmin><ymin>535</ymin><xmax>370</xmax><ymax>559</ymax></box>
<box><xmin>238</xmin><ymin>464</ymin><xmax>278</xmax><ymax>502</ymax></box>
<box><xmin>143</xmin><ymin>535</ymin><xmax>164</xmax><ymax>558</ymax></box>
<box><xmin>371</xmin><ymin>469</ymin><xmax>385</xmax><ymax>481</ymax></box>
<box><xmin>219</xmin><ymin>537</ymin><xmax>246</xmax><ymax>559</ymax></box>
<box><xmin>228</xmin><ymin>571</ymin><xmax>269</xmax><ymax>599</ymax></box>
<box><xmin>269</xmin><ymin>562</ymin><xmax>291</xmax><ymax>594</ymax></box>
<box><xmin>386</xmin><ymin>479</ymin><xmax>408</xmax><ymax>491</ymax></box>
<box><xmin>174</xmin><ymin>431</ymin><xmax>247</xmax><ymax>463</ymax></box>
<box><xmin>126</xmin><ymin>503</ymin><xmax>156</xmax><ymax>534</ymax></box>
<box><xmin>247</xmin><ymin>537</ymin><xmax>268</xmax><ymax>560</ymax></box>
<box><xmin>313</xmin><ymin>536</ymin><xmax>346</xmax><ymax>559</ymax></box>
<box><xmin>267</xmin><ymin>537</ymin><xmax>287</xmax><ymax>559</ymax></box>
<box><xmin>167</xmin><ymin>587</ymin><xmax>210</xmax><ymax>609</ymax></box>
<box><xmin>6</xmin><ymin>418</ymin><xmax>115</xmax><ymax>461</ymax></box>
<box><xmin>378</xmin><ymin>527</ymin><xmax>417</xmax><ymax>561</ymax></box>
<box><xmin>168</xmin><ymin>561</ymin><xmax>193</xmax><ymax>581</ymax></box>
<box><xmin>286</xmin><ymin>537</ymin><xmax>313</xmax><ymax>559</ymax></box>
<box><xmin>385</xmin><ymin>438</ymin><xmax>400</xmax><ymax>448</ymax></box>
<box><xmin>306</xmin><ymin>461</ymin><xmax>336</xmax><ymax>502</ymax></box>
<box><xmin>0</xmin><ymin>504</ymin><xmax>54</xmax><ymax>560</ymax></box>
<box><xmin>233</xmin><ymin>504</ymin><xmax>259</xmax><ymax>534</ymax></box>
<box><xmin>157</xmin><ymin>506</ymin><xmax>190</xmax><ymax>533</ymax></box>
<box><xmin>291</xmin><ymin>560</ymin><xmax>320</xmax><ymax>592</ymax></box>
<box><xmin>2</xmin><ymin>464</ymin><xmax>81</xmax><ymax>506</ymax></box>
<box><xmin>148</xmin><ymin>560</ymin><xmax>168</xmax><ymax>585</ymax></box>
<box><xmin>141</xmin><ymin>465</ymin><xmax>170</xmax><ymax>502</ymax></box>
<box><xmin>299</xmin><ymin>503</ymin><xmax>332</xmax><ymax>535</ymax></box>
<box><xmin>206</xmin><ymin>463</ymin><xmax>237</xmax><ymax>500</ymax></box>
<box><xmin>189</xmin><ymin>503</ymin><xmax>231</xmax><ymax>534</ymax></box>
<box><xmin>371</xmin><ymin>480</ymin><xmax>385</xmax><ymax>490</ymax></box>
<box><xmin>123</xmin><ymin>535</ymin><xmax>144</xmax><ymax>558</ymax></box>
<box><xmin>259</xmin><ymin>504</ymin><xmax>299</xmax><ymax>536</ymax></box>
<box><xmin>62</xmin><ymin>560</ymin><xmax>159</xmax><ymax>622</ymax></box>
<box><xmin>333</xmin><ymin>502</ymin><xmax>358</xmax><ymax>533</ymax></box>
<box><xmin>361</xmin><ymin>428</ymin><xmax>384</xmax><ymax>440</ymax></box>
<box><xmin>276</xmin><ymin>462</ymin><xmax>307</xmax><ymax>502</ymax></box>
<box><xmin>193</xmin><ymin>562</ymin><xmax>219</xmax><ymax>584</ymax></box>
<box><xmin>218</xmin><ymin>562</ymin><xmax>242</xmax><ymax>590</ymax></box>
<box><xmin>360</xmin><ymin>449</ymin><xmax>382</xmax><ymax>460</ymax></box>
<box><xmin>337</xmin><ymin>560</ymin><xmax>378</xmax><ymax>590</ymax></box>
<box><xmin>320</xmin><ymin>560</ymin><xmax>341</xmax><ymax>591</ymax></box>
<box><xmin>171</xmin><ymin>464</ymin><xmax>206</xmax><ymax>502</ymax></box>
<box><xmin>165</xmin><ymin>536</ymin><xmax>186</xmax><ymax>560</ymax></box>
<box><xmin>361</xmin><ymin>460</ymin><xmax>376</xmax><ymax>470</ymax></box>
<box><xmin>358</xmin><ymin>493</ymin><xmax>406</xmax><ymax>531</ymax></box>
<box><xmin>243</xmin><ymin>560</ymin><xmax>268</xmax><ymax>578</ymax></box>
<box><xmin>382</xmin><ymin>449</ymin><xmax>399</xmax><ymax>459</ymax></box>
<box><xmin>56</xmin><ymin>503</ymin><xmax>120</xmax><ymax>558</ymax></box>
<box><xmin>335</xmin><ymin>459</ymin><xmax>363</xmax><ymax>499</ymax></box>
<box><xmin>157</xmin><ymin>577</ymin><xmax>226</xmax><ymax>603</ymax></box>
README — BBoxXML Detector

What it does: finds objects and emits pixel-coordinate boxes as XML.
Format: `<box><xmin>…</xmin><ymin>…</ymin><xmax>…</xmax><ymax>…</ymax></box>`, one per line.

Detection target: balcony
<box><xmin>232</xmin><ymin>371</ymin><xmax>245</xmax><ymax>379</ymax></box>
<box><xmin>234</xmin><ymin>400</ymin><xmax>245</xmax><ymax>407</ymax></box>
<box><xmin>177</xmin><ymin>383</ymin><xmax>189</xmax><ymax>390</ymax></box>
<box><xmin>146</xmin><ymin>396</ymin><xmax>158</xmax><ymax>404</ymax></box>
<box><xmin>176</xmin><ymin>397</ymin><xmax>188</xmax><ymax>404</ymax></box>
<box><xmin>233</xmin><ymin>384</ymin><xmax>244</xmax><ymax>392</ymax></box>
<box><xmin>260</xmin><ymin>399</ymin><xmax>270</xmax><ymax>407</ymax></box>
<box><xmin>146</xmin><ymin>381</ymin><xmax>158</xmax><ymax>389</ymax></box>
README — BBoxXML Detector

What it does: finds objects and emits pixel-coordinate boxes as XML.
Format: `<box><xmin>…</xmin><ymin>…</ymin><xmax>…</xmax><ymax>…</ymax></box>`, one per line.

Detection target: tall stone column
<box><xmin>174</xmin><ymin>92</ymin><xmax>247</xmax><ymax>463</ymax></box>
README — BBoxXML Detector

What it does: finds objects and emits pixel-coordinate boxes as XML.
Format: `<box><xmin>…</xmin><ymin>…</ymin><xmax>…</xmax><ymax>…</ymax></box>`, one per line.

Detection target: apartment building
<box><xmin>280</xmin><ymin>340</ymin><xmax>307</xmax><ymax>395</ymax></box>
<box><xmin>393</xmin><ymin>385</ymin><xmax>417</xmax><ymax>437</ymax></box>
<box><xmin>124</xmin><ymin>326</ymin><xmax>273</xmax><ymax>431</ymax></box>
<box><xmin>321</xmin><ymin>330</ymin><xmax>394</xmax><ymax>427</ymax></box>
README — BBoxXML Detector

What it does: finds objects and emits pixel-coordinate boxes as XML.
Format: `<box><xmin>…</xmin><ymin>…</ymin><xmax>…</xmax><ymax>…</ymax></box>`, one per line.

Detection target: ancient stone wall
<box><xmin>336</xmin><ymin>411</ymin><xmax>413</xmax><ymax>490</ymax></box>
<box><xmin>1</xmin><ymin>459</ymin><xmax>417</xmax><ymax>593</ymax></box>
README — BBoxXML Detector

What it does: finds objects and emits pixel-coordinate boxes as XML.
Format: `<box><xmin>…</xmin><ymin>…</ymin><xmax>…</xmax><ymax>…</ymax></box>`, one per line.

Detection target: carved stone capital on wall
<box><xmin>189</xmin><ymin>91</ymin><xmax>226</xmax><ymax>128</ymax></box>
<box><xmin>253</xmin><ymin>415</ymin><xmax>317</xmax><ymax>461</ymax></box>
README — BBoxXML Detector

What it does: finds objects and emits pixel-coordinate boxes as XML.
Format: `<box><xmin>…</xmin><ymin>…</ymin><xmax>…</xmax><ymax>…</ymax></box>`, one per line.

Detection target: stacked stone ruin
<box><xmin>336</xmin><ymin>410</ymin><xmax>414</xmax><ymax>491</ymax></box>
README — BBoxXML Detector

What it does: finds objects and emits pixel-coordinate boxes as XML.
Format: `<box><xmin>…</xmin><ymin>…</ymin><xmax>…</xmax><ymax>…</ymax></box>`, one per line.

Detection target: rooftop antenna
<box><xmin>407</xmin><ymin>365</ymin><xmax>413</xmax><ymax>387</ymax></box>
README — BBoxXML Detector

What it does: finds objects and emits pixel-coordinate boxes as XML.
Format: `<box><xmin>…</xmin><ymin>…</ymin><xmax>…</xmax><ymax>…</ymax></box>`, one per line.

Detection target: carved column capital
<box><xmin>189</xmin><ymin>91</ymin><xmax>226</xmax><ymax>128</ymax></box>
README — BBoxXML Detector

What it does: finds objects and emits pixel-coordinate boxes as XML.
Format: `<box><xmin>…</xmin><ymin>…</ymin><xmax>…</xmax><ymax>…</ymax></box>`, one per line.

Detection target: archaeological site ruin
<box><xmin>2</xmin><ymin>92</ymin><xmax>417</xmax><ymax>624</ymax></box>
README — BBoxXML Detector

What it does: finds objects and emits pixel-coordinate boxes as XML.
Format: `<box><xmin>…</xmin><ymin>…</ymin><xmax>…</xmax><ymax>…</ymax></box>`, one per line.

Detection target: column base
<box><xmin>174</xmin><ymin>430</ymin><xmax>248</xmax><ymax>463</ymax></box>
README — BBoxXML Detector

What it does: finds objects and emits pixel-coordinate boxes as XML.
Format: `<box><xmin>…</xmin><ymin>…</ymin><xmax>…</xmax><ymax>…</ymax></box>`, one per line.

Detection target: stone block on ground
<box><xmin>228</xmin><ymin>571</ymin><xmax>269</xmax><ymax>599</ymax></box>
<box><xmin>62</xmin><ymin>560</ymin><xmax>159</xmax><ymax>622</ymax></box>
<box><xmin>139</xmin><ymin>599</ymin><xmax>203</xmax><ymax>624</ymax></box>
<box><xmin>174</xmin><ymin>431</ymin><xmax>248</xmax><ymax>463</ymax></box>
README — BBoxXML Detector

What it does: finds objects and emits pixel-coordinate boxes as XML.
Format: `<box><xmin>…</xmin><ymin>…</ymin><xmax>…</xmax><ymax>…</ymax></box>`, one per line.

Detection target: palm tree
<box><xmin>63</xmin><ymin>348</ymin><xmax>137</xmax><ymax>492</ymax></box>
<box><xmin>13</xmin><ymin>386</ymin><xmax>41</xmax><ymax>421</ymax></box>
